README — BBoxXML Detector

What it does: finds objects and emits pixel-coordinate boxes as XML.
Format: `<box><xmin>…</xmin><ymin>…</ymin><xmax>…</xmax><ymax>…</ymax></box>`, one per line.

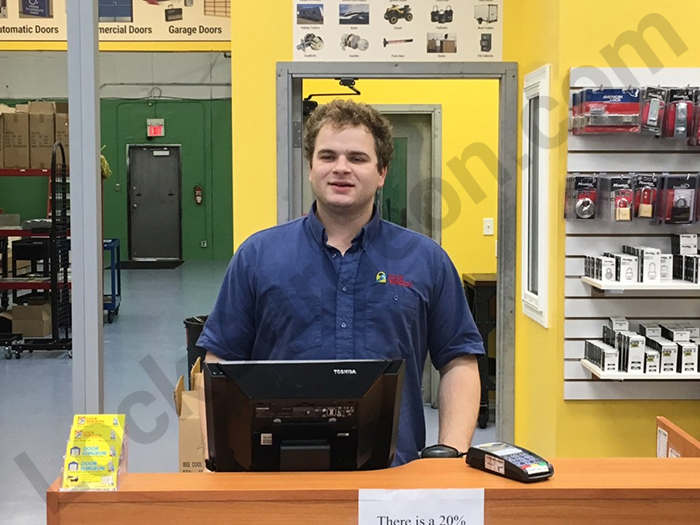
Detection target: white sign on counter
<box><xmin>359</xmin><ymin>489</ymin><xmax>484</xmax><ymax>525</ymax></box>
<box><xmin>293</xmin><ymin>0</ymin><xmax>503</xmax><ymax>62</ymax></box>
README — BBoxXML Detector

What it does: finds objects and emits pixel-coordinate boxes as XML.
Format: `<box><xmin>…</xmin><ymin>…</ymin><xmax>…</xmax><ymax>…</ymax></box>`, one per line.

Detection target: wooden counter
<box><xmin>47</xmin><ymin>458</ymin><xmax>700</xmax><ymax>524</ymax></box>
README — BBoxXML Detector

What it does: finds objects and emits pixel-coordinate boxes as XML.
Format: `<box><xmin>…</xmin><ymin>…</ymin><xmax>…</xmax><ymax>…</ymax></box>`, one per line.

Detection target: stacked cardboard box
<box><xmin>0</xmin><ymin>101</ymin><xmax>69</xmax><ymax>169</ymax></box>
<box><xmin>0</xmin><ymin>104</ymin><xmax>29</xmax><ymax>169</ymax></box>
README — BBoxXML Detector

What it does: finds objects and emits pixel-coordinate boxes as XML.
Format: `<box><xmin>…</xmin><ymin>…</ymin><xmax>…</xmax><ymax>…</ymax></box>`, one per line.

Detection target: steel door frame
<box><xmin>276</xmin><ymin>61</ymin><xmax>518</xmax><ymax>443</ymax></box>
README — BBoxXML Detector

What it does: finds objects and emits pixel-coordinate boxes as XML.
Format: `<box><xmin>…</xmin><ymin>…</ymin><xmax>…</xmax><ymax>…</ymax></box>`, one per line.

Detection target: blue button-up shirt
<box><xmin>198</xmin><ymin>204</ymin><xmax>484</xmax><ymax>466</ymax></box>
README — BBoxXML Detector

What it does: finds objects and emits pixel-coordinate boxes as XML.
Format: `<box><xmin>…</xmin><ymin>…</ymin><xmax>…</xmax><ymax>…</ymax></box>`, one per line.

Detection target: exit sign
<box><xmin>147</xmin><ymin>119</ymin><xmax>165</xmax><ymax>138</ymax></box>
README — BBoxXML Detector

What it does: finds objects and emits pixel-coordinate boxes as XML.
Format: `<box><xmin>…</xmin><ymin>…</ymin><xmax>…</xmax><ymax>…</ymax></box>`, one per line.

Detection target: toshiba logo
<box><xmin>334</xmin><ymin>369</ymin><xmax>357</xmax><ymax>375</ymax></box>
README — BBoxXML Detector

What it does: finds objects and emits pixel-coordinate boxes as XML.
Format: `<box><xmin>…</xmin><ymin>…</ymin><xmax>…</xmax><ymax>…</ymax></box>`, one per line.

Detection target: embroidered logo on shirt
<box><xmin>376</xmin><ymin>271</ymin><xmax>413</xmax><ymax>288</ymax></box>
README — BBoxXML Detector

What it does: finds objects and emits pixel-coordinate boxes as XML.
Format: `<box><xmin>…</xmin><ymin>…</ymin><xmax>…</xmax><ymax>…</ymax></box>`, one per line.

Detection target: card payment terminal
<box><xmin>466</xmin><ymin>442</ymin><xmax>554</xmax><ymax>483</ymax></box>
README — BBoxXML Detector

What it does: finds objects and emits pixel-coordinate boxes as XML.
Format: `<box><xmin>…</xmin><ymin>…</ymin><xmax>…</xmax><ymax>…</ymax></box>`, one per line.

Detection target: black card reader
<box><xmin>466</xmin><ymin>442</ymin><xmax>554</xmax><ymax>483</ymax></box>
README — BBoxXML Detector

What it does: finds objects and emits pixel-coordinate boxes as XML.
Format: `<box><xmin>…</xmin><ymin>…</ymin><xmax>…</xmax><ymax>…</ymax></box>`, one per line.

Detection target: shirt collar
<box><xmin>306</xmin><ymin>202</ymin><xmax>381</xmax><ymax>251</ymax></box>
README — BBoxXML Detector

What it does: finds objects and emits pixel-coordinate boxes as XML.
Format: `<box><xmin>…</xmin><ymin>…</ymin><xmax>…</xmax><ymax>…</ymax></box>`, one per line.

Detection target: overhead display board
<box><xmin>293</xmin><ymin>0</ymin><xmax>503</xmax><ymax>62</ymax></box>
<box><xmin>0</xmin><ymin>0</ymin><xmax>230</xmax><ymax>41</ymax></box>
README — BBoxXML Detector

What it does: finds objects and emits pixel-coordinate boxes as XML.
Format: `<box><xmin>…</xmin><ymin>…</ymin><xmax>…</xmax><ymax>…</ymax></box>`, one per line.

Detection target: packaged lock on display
<box><xmin>640</xmin><ymin>87</ymin><xmax>668</xmax><ymax>136</ymax></box>
<box><xmin>663</xmin><ymin>88</ymin><xmax>695</xmax><ymax>139</ymax></box>
<box><xmin>575</xmin><ymin>88</ymin><xmax>641</xmax><ymax>134</ymax></box>
<box><xmin>565</xmin><ymin>174</ymin><xmax>598</xmax><ymax>220</ymax></box>
<box><xmin>599</xmin><ymin>174</ymin><xmax>634</xmax><ymax>223</ymax></box>
<box><xmin>656</xmin><ymin>173</ymin><xmax>698</xmax><ymax>225</ymax></box>
<box><xmin>634</xmin><ymin>173</ymin><xmax>658</xmax><ymax>219</ymax></box>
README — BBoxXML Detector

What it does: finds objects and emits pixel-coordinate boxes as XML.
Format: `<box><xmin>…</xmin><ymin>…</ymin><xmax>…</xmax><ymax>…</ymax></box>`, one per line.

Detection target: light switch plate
<box><xmin>484</xmin><ymin>218</ymin><xmax>494</xmax><ymax>236</ymax></box>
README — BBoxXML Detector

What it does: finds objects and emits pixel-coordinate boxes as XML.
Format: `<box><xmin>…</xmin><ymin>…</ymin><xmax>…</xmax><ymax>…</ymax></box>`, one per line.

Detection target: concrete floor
<box><xmin>0</xmin><ymin>261</ymin><xmax>496</xmax><ymax>524</ymax></box>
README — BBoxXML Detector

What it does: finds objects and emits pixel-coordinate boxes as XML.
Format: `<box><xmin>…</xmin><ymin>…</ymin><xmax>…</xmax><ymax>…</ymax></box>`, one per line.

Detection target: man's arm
<box><xmin>437</xmin><ymin>355</ymin><xmax>480</xmax><ymax>452</ymax></box>
<box><xmin>205</xmin><ymin>351</ymin><xmax>224</xmax><ymax>363</ymax></box>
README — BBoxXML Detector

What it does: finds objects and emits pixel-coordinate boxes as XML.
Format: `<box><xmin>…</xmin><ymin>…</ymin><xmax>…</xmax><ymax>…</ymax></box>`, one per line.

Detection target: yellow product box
<box><xmin>61</xmin><ymin>414</ymin><xmax>128</xmax><ymax>491</ymax></box>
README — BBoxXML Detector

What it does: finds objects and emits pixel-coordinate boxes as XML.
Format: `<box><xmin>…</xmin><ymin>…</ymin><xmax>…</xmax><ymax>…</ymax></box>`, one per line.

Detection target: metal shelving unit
<box><xmin>0</xmin><ymin>144</ymin><xmax>72</xmax><ymax>359</ymax></box>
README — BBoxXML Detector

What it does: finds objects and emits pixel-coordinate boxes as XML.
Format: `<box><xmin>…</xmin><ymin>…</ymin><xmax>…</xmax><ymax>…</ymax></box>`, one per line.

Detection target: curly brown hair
<box><xmin>304</xmin><ymin>99</ymin><xmax>394</xmax><ymax>172</ymax></box>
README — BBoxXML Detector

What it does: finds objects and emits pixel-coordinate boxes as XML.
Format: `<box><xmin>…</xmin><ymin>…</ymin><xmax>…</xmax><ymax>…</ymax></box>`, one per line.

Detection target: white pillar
<box><xmin>67</xmin><ymin>0</ymin><xmax>104</xmax><ymax>413</ymax></box>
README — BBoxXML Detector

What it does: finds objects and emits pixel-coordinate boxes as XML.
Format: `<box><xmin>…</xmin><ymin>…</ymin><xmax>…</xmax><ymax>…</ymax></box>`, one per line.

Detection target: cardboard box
<box><xmin>644</xmin><ymin>350</ymin><xmax>660</xmax><ymax>374</ymax></box>
<box><xmin>623</xmin><ymin>245</ymin><xmax>661</xmax><ymax>283</ymax></box>
<box><xmin>677</xmin><ymin>341</ymin><xmax>698</xmax><ymax>374</ymax></box>
<box><xmin>659</xmin><ymin>254</ymin><xmax>673</xmax><ymax>281</ymax></box>
<box><xmin>15</xmin><ymin>104</ymin><xmax>28</xmax><ymax>113</ymax></box>
<box><xmin>427</xmin><ymin>39</ymin><xmax>439</xmax><ymax>52</ymax></box>
<box><xmin>442</xmin><ymin>40</ymin><xmax>457</xmax><ymax>53</ymax></box>
<box><xmin>638</xmin><ymin>323</ymin><xmax>662</xmax><ymax>338</ymax></box>
<box><xmin>647</xmin><ymin>337</ymin><xmax>679</xmax><ymax>373</ymax></box>
<box><xmin>619</xmin><ymin>332</ymin><xmax>645</xmax><ymax>373</ymax></box>
<box><xmin>12</xmin><ymin>301</ymin><xmax>51</xmax><ymax>337</ymax></box>
<box><xmin>0</xmin><ymin>104</ymin><xmax>15</xmax><ymax>168</ymax></box>
<box><xmin>29</xmin><ymin>101</ymin><xmax>58</xmax><ymax>114</ymax></box>
<box><xmin>660</xmin><ymin>323</ymin><xmax>691</xmax><ymax>343</ymax></box>
<box><xmin>29</xmin><ymin>113</ymin><xmax>55</xmax><ymax>169</ymax></box>
<box><xmin>608</xmin><ymin>317</ymin><xmax>629</xmax><ymax>331</ymax></box>
<box><xmin>672</xmin><ymin>234</ymin><xmax>697</xmax><ymax>255</ymax></box>
<box><xmin>55</xmin><ymin>113</ymin><xmax>69</xmax><ymax>164</ymax></box>
<box><xmin>174</xmin><ymin>358</ymin><xmax>205</xmax><ymax>473</ymax></box>
<box><xmin>677</xmin><ymin>321</ymin><xmax>700</xmax><ymax>339</ymax></box>
<box><xmin>584</xmin><ymin>340</ymin><xmax>619</xmax><ymax>372</ymax></box>
<box><xmin>3</xmin><ymin>112</ymin><xmax>30</xmax><ymax>168</ymax></box>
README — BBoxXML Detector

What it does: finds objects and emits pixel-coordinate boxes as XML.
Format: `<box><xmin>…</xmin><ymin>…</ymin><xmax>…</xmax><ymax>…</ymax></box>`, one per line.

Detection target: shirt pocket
<box><xmin>262</xmin><ymin>287</ymin><xmax>322</xmax><ymax>355</ymax></box>
<box><xmin>364</xmin><ymin>284</ymin><xmax>421</xmax><ymax>360</ymax></box>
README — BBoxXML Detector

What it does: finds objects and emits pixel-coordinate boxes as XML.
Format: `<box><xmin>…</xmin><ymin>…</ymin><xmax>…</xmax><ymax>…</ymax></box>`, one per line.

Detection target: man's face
<box><xmin>309</xmin><ymin>123</ymin><xmax>387</xmax><ymax>215</ymax></box>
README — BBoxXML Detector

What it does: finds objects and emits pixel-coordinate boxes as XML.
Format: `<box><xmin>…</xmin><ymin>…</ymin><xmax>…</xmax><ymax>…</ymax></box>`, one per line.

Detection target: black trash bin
<box><xmin>184</xmin><ymin>316</ymin><xmax>208</xmax><ymax>386</ymax></box>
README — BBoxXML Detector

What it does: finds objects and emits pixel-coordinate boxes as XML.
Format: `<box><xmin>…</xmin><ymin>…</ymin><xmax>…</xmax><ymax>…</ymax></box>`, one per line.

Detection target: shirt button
<box><xmin>341</xmin><ymin>286</ymin><xmax>348</xmax><ymax>292</ymax></box>
<box><xmin>341</xmin><ymin>322</ymin><xmax>347</xmax><ymax>329</ymax></box>
<box><xmin>393</xmin><ymin>295</ymin><xmax>399</xmax><ymax>301</ymax></box>
<box><xmin>331</xmin><ymin>253</ymin><xmax>338</xmax><ymax>259</ymax></box>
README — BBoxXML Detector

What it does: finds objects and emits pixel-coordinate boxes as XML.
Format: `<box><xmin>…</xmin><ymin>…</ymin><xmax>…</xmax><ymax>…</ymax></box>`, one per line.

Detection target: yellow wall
<box><xmin>508</xmin><ymin>0</ymin><xmax>700</xmax><ymax>458</ymax></box>
<box><xmin>231</xmin><ymin>3</ymin><xmax>290</xmax><ymax>247</ymax></box>
<box><xmin>231</xmin><ymin>5</ymin><xmax>500</xmax><ymax>276</ymax></box>
<box><xmin>504</xmin><ymin>0</ymin><xmax>563</xmax><ymax>458</ymax></box>
<box><xmin>303</xmin><ymin>79</ymin><xmax>499</xmax><ymax>275</ymax></box>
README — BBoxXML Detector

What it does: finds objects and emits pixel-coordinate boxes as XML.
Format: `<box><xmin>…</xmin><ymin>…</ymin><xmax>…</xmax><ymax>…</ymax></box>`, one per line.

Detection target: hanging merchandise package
<box><xmin>634</xmin><ymin>173</ymin><xmax>658</xmax><ymax>219</ymax></box>
<box><xmin>580</xmin><ymin>88</ymin><xmax>640</xmax><ymax>134</ymax></box>
<box><xmin>640</xmin><ymin>87</ymin><xmax>667</xmax><ymax>136</ymax></box>
<box><xmin>656</xmin><ymin>173</ymin><xmax>698</xmax><ymax>225</ymax></box>
<box><xmin>565</xmin><ymin>174</ymin><xmax>598</xmax><ymax>220</ymax></box>
<box><xmin>691</xmin><ymin>90</ymin><xmax>700</xmax><ymax>147</ymax></box>
<box><xmin>663</xmin><ymin>88</ymin><xmax>695</xmax><ymax>139</ymax></box>
<box><xmin>599</xmin><ymin>174</ymin><xmax>634</xmax><ymax>223</ymax></box>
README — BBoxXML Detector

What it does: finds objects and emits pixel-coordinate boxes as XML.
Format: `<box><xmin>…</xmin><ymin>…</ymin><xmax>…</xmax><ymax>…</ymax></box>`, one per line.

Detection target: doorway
<box><xmin>127</xmin><ymin>145</ymin><xmax>182</xmax><ymax>261</ymax></box>
<box><xmin>277</xmin><ymin>63</ymin><xmax>518</xmax><ymax>442</ymax></box>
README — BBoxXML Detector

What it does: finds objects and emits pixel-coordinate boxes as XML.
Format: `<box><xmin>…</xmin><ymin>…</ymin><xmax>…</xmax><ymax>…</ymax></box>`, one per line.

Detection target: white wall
<box><xmin>0</xmin><ymin>52</ymin><xmax>231</xmax><ymax>99</ymax></box>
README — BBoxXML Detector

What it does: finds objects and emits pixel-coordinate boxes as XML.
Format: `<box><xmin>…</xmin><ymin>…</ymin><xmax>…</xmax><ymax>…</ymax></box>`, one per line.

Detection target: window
<box><xmin>521</xmin><ymin>65</ymin><xmax>550</xmax><ymax>327</ymax></box>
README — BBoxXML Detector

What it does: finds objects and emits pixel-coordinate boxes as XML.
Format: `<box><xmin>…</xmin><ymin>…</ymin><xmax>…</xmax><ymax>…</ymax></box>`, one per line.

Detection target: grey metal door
<box><xmin>128</xmin><ymin>145</ymin><xmax>181</xmax><ymax>260</ymax></box>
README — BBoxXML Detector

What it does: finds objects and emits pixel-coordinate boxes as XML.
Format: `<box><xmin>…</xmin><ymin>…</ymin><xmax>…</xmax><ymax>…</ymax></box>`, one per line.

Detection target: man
<box><xmin>199</xmin><ymin>99</ymin><xmax>484</xmax><ymax>465</ymax></box>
